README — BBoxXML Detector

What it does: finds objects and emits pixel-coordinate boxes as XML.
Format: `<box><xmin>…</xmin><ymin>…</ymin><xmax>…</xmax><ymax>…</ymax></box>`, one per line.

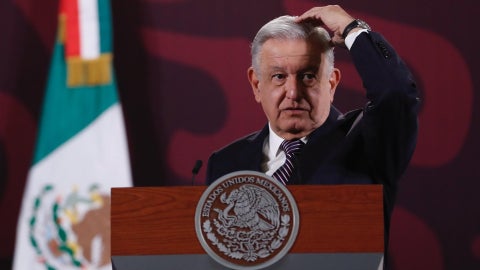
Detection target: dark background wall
<box><xmin>1</xmin><ymin>0</ymin><xmax>479</xmax><ymax>269</ymax></box>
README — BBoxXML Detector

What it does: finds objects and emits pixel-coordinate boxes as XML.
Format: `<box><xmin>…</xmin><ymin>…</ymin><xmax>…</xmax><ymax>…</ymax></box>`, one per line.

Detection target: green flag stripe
<box><xmin>98</xmin><ymin>0</ymin><xmax>112</xmax><ymax>53</ymax></box>
<box><xmin>33</xmin><ymin>1</ymin><xmax>118</xmax><ymax>164</ymax></box>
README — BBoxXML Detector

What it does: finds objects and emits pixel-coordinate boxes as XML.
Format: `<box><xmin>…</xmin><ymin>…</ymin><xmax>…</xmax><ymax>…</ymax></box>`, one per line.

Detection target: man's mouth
<box><xmin>282</xmin><ymin>107</ymin><xmax>307</xmax><ymax>112</ymax></box>
<box><xmin>281</xmin><ymin>108</ymin><xmax>308</xmax><ymax>116</ymax></box>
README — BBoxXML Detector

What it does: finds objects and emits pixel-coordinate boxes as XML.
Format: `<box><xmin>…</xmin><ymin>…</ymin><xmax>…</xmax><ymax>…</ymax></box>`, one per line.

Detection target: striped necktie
<box><xmin>272</xmin><ymin>139</ymin><xmax>304</xmax><ymax>185</ymax></box>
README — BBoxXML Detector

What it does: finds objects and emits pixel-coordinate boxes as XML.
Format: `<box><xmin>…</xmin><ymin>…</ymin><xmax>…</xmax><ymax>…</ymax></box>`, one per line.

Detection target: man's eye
<box><xmin>302</xmin><ymin>73</ymin><xmax>316</xmax><ymax>80</ymax></box>
<box><xmin>272</xmin><ymin>74</ymin><xmax>286</xmax><ymax>80</ymax></box>
<box><xmin>301</xmin><ymin>73</ymin><xmax>317</xmax><ymax>84</ymax></box>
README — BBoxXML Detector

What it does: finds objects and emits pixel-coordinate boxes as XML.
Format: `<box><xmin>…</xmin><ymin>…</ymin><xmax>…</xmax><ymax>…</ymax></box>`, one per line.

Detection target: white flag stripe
<box><xmin>30</xmin><ymin>104</ymin><xmax>131</xmax><ymax>182</ymax></box>
<box><xmin>79</xmin><ymin>0</ymin><xmax>100</xmax><ymax>59</ymax></box>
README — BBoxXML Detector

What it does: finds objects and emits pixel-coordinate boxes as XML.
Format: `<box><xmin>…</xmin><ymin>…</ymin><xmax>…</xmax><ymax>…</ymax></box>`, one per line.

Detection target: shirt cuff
<box><xmin>344</xmin><ymin>29</ymin><xmax>369</xmax><ymax>50</ymax></box>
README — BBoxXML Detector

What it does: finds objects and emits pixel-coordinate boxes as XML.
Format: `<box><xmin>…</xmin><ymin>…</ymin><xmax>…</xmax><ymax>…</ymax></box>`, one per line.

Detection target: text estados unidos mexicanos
<box><xmin>201</xmin><ymin>176</ymin><xmax>291</xmax><ymax>217</ymax></box>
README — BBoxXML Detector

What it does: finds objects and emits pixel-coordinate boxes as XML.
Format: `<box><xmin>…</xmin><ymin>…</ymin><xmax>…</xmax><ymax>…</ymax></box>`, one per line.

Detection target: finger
<box><xmin>295</xmin><ymin>17</ymin><xmax>324</xmax><ymax>27</ymax></box>
<box><xmin>295</xmin><ymin>7</ymin><xmax>324</xmax><ymax>23</ymax></box>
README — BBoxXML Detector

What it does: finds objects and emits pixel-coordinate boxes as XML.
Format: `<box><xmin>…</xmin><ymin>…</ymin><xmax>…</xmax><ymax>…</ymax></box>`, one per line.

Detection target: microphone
<box><xmin>191</xmin><ymin>160</ymin><xmax>203</xmax><ymax>185</ymax></box>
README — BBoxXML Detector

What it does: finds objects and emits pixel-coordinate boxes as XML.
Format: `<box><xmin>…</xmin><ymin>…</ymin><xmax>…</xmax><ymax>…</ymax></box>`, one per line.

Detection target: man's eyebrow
<box><xmin>266</xmin><ymin>66</ymin><xmax>286</xmax><ymax>72</ymax></box>
<box><xmin>299</xmin><ymin>65</ymin><xmax>320</xmax><ymax>73</ymax></box>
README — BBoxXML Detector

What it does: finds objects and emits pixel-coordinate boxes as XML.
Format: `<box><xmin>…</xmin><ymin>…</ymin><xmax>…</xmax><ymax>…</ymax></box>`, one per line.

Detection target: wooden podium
<box><xmin>111</xmin><ymin>185</ymin><xmax>383</xmax><ymax>270</ymax></box>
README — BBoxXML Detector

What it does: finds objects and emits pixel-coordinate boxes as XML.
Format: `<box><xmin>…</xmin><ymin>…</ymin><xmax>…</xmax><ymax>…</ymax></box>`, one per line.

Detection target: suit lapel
<box><xmin>243</xmin><ymin>125</ymin><xmax>269</xmax><ymax>171</ymax></box>
<box><xmin>298</xmin><ymin>107</ymin><xmax>346</xmax><ymax>183</ymax></box>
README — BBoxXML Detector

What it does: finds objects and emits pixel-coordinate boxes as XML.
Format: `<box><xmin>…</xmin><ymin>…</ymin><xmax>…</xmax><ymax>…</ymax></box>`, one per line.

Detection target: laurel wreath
<box><xmin>29</xmin><ymin>185</ymin><xmax>55</xmax><ymax>269</ymax></box>
<box><xmin>202</xmin><ymin>214</ymin><xmax>291</xmax><ymax>262</ymax></box>
<box><xmin>29</xmin><ymin>184</ymin><xmax>83</xmax><ymax>269</ymax></box>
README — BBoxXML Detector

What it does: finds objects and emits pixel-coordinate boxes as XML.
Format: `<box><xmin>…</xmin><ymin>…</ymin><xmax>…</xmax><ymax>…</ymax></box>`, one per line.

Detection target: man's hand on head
<box><xmin>295</xmin><ymin>5</ymin><xmax>356</xmax><ymax>46</ymax></box>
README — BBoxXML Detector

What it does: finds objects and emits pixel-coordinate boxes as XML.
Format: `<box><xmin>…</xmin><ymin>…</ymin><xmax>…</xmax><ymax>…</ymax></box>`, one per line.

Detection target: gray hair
<box><xmin>251</xmin><ymin>15</ymin><xmax>334</xmax><ymax>76</ymax></box>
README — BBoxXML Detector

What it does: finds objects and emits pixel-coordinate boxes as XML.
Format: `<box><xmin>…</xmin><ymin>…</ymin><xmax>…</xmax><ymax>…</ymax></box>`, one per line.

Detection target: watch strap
<box><xmin>342</xmin><ymin>19</ymin><xmax>370</xmax><ymax>39</ymax></box>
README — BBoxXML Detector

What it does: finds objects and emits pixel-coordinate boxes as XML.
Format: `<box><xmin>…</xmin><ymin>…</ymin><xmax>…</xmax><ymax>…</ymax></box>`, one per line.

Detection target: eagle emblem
<box><xmin>215</xmin><ymin>184</ymin><xmax>280</xmax><ymax>231</ymax></box>
<box><xmin>195</xmin><ymin>171</ymin><xmax>299</xmax><ymax>270</ymax></box>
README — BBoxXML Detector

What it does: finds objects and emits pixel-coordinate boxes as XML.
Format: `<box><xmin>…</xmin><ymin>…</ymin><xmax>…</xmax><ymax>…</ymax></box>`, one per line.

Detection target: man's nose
<box><xmin>285</xmin><ymin>76</ymin><xmax>301</xmax><ymax>100</ymax></box>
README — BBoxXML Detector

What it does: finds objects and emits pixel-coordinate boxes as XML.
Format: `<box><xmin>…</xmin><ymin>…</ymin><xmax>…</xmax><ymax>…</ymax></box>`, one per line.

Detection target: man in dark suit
<box><xmin>206</xmin><ymin>5</ymin><xmax>419</xmax><ymax>267</ymax></box>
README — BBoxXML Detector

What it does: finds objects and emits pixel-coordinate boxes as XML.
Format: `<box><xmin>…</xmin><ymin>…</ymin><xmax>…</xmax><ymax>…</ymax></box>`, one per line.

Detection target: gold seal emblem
<box><xmin>195</xmin><ymin>171</ymin><xmax>300</xmax><ymax>269</ymax></box>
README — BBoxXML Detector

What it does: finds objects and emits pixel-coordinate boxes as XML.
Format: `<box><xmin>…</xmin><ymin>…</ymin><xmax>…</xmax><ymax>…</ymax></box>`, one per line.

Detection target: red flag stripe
<box><xmin>64</xmin><ymin>0</ymin><xmax>80</xmax><ymax>57</ymax></box>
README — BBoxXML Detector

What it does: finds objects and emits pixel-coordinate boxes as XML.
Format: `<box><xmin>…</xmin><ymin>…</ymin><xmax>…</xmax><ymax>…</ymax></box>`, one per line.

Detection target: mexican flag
<box><xmin>13</xmin><ymin>0</ymin><xmax>132</xmax><ymax>269</ymax></box>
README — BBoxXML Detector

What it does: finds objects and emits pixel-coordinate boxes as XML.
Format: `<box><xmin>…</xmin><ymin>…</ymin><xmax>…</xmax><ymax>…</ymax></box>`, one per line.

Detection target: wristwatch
<box><xmin>342</xmin><ymin>19</ymin><xmax>371</xmax><ymax>39</ymax></box>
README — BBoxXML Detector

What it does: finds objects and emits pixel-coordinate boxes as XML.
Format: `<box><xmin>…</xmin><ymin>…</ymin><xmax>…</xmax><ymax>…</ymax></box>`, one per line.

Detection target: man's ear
<box><xmin>248</xmin><ymin>67</ymin><xmax>261</xmax><ymax>103</ymax></box>
<box><xmin>329</xmin><ymin>68</ymin><xmax>341</xmax><ymax>103</ymax></box>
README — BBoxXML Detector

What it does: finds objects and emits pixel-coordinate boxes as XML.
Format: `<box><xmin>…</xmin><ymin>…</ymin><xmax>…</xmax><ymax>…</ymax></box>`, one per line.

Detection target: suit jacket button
<box><xmin>376</xmin><ymin>41</ymin><xmax>391</xmax><ymax>59</ymax></box>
